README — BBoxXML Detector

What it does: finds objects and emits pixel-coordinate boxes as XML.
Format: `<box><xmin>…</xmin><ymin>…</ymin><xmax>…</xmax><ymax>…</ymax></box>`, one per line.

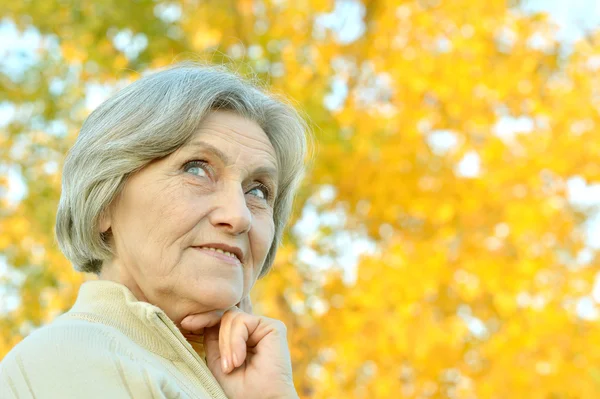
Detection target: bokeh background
<box><xmin>2</xmin><ymin>0</ymin><xmax>600</xmax><ymax>397</ymax></box>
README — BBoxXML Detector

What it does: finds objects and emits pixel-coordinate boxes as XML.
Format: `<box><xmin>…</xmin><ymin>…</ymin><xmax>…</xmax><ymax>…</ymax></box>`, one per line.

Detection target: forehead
<box><xmin>187</xmin><ymin>111</ymin><xmax>277</xmax><ymax>165</ymax></box>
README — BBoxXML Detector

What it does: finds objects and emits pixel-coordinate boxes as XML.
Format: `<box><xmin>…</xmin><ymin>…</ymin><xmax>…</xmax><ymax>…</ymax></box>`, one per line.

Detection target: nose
<box><xmin>209</xmin><ymin>183</ymin><xmax>252</xmax><ymax>235</ymax></box>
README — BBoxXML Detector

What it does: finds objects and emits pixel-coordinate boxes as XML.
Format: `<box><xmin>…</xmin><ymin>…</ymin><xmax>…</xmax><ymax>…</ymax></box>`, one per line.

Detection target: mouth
<box><xmin>192</xmin><ymin>243</ymin><xmax>244</xmax><ymax>265</ymax></box>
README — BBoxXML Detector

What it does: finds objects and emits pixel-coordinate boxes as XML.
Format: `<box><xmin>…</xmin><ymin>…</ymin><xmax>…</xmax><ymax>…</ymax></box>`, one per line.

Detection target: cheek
<box><xmin>250</xmin><ymin>216</ymin><xmax>275</xmax><ymax>266</ymax></box>
<box><xmin>131</xmin><ymin>183</ymin><xmax>200</xmax><ymax>249</ymax></box>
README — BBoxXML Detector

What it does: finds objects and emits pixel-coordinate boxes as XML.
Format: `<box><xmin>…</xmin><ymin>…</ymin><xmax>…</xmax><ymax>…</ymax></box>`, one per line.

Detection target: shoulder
<box><xmin>0</xmin><ymin>318</ymin><xmax>167</xmax><ymax>399</ymax></box>
<box><xmin>3</xmin><ymin>316</ymin><xmax>137</xmax><ymax>362</ymax></box>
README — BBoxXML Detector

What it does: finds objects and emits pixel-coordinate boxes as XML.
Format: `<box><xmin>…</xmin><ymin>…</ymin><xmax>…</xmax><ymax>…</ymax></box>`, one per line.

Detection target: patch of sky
<box><xmin>455</xmin><ymin>151</ymin><xmax>481</xmax><ymax>178</ymax></box>
<box><xmin>565</xmin><ymin>176</ymin><xmax>600</xmax><ymax>322</ymax></box>
<box><xmin>493</xmin><ymin>115</ymin><xmax>535</xmax><ymax>143</ymax></box>
<box><xmin>576</xmin><ymin>296</ymin><xmax>599</xmax><ymax>320</ymax></box>
<box><xmin>154</xmin><ymin>2</ymin><xmax>182</xmax><ymax>23</ymax></box>
<box><xmin>49</xmin><ymin>76</ymin><xmax>67</xmax><ymax>97</ymax></box>
<box><xmin>314</xmin><ymin>0</ymin><xmax>365</xmax><ymax>44</ymax></box>
<box><xmin>46</xmin><ymin>119</ymin><xmax>68</xmax><ymax>137</ymax></box>
<box><xmin>427</xmin><ymin>130</ymin><xmax>459</xmax><ymax>155</ymax></box>
<box><xmin>354</xmin><ymin>71</ymin><xmax>394</xmax><ymax>110</ymax></box>
<box><xmin>2</xmin><ymin>165</ymin><xmax>27</xmax><ymax>206</ymax></box>
<box><xmin>322</xmin><ymin>57</ymin><xmax>357</xmax><ymax>112</ymax></box>
<box><xmin>112</xmin><ymin>29</ymin><xmax>148</xmax><ymax>61</ymax></box>
<box><xmin>43</xmin><ymin>160</ymin><xmax>59</xmax><ymax>174</ymax></box>
<box><xmin>566</xmin><ymin>176</ymin><xmax>600</xmax><ymax>210</ymax></box>
<box><xmin>562</xmin><ymin>178</ymin><xmax>600</xmax><ymax>265</ymax></box>
<box><xmin>0</xmin><ymin>19</ymin><xmax>43</xmax><ymax>81</ymax></box>
<box><xmin>323</xmin><ymin>77</ymin><xmax>348</xmax><ymax>111</ymax></box>
<box><xmin>527</xmin><ymin>31</ymin><xmax>556</xmax><ymax>53</ymax></box>
<box><xmin>85</xmin><ymin>83</ymin><xmax>115</xmax><ymax>110</ymax></box>
<box><xmin>435</xmin><ymin>36</ymin><xmax>452</xmax><ymax>53</ymax></box>
<box><xmin>0</xmin><ymin>289</ymin><xmax>21</xmax><ymax>314</ymax></box>
<box><xmin>575</xmin><ymin>271</ymin><xmax>600</xmax><ymax>320</ymax></box>
<box><xmin>293</xmin><ymin>185</ymin><xmax>376</xmax><ymax>284</ymax></box>
<box><xmin>0</xmin><ymin>102</ymin><xmax>16</xmax><ymax>128</ymax></box>
<box><xmin>0</xmin><ymin>255</ymin><xmax>25</xmax><ymax>313</ymax></box>
<box><xmin>9</xmin><ymin>134</ymin><xmax>30</xmax><ymax>161</ymax></box>
<box><xmin>522</xmin><ymin>0</ymin><xmax>600</xmax><ymax>46</ymax></box>
<box><xmin>495</xmin><ymin>26</ymin><xmax>517</xmax><ymax>54</ymax></box>
<box><xmin>580</xmin><ymin>212</ymin><xmax>600</xmax><ymax>250</ymax></box>
<box><xmin>457</xmin><ymin>305</ymin><xmax>489</xmax><ymax>339</ymax></box>
<box><xmin>587</xmin><ymin>55</ymin><xmax>600</xmax><ymax>71</ymax></box>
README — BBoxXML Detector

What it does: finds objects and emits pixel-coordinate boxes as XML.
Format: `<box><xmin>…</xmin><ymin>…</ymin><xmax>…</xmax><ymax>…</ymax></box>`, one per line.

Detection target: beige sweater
<box><xmin>0</xmin><ymin>280</ymin><xmax>229</xmax><ymax>398</ymax></box>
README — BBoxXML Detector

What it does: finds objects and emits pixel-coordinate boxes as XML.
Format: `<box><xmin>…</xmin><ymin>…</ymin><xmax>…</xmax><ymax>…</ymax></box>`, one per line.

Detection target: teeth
<box><xmin>201</xmin><ymin>247</ymin><xmax>238</xmax><ymax>261</ymax></box>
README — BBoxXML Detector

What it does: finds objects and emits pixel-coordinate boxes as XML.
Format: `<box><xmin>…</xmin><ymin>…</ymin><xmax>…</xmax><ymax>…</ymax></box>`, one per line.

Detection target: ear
<box><xmin>98</xmin><ymin>209</ymin><xmax>112</xmax><ymax>234</ymax></box>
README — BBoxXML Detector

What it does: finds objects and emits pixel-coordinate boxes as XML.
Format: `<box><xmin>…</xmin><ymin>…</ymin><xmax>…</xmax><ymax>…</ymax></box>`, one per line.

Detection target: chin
<box><xmin>195</xmin><ymin>283</ymin><xmax>242</xmax><ymax>310</ymax></box>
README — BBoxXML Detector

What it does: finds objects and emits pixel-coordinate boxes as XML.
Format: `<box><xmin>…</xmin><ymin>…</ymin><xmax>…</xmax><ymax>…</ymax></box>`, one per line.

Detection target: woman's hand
<box><xmin>181</xmin><ymin>297</ymin><xmax>298</xmax><ymax>399</ymax></box>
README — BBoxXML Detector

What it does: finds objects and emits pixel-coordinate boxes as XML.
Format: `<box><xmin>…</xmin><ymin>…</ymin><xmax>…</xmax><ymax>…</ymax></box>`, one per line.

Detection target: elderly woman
<box><xmin>0</xmin><ymin>63</ymin><xmax>308</xmax><ymax>399</ymax></box>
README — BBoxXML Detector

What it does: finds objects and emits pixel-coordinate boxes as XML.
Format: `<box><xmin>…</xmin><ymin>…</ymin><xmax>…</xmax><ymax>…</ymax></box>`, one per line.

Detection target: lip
<box><xmin>192</xmin><ymin>243</ymin><xmax>244</xmax><ymax>264</ymax></box>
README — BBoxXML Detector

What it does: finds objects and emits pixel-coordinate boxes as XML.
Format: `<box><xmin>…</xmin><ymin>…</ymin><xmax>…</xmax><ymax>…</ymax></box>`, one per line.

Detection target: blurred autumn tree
<box><xmin>2</xmin><ymin>0</ymin><xmax>600</xmax><ymax>397</ymax></box>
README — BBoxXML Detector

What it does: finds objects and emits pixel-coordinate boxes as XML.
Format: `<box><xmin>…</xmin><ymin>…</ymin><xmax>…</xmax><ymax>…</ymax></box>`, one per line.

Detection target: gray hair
<box><xmin>56</xmin><ymin>62</ymin><xmax>309</xmax><ymax>278</ymax></box>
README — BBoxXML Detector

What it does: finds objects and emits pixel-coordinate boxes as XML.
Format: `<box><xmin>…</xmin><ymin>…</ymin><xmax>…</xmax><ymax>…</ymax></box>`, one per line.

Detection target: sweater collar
<box><xmin>63</xmin><ymin>280</ymin><xmax>192</xmax><ymax>361</ymax></box>
<box><xmin>60</xmin><ymin>280</ymin><xmax>227</xmax><ymax>399</ymax></box>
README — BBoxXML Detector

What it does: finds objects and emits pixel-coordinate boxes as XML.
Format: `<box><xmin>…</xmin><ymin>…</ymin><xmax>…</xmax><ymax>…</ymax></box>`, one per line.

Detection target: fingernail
<box><xmin>222</xmin><ymin>357</ymin><xmax>229</xmax><ymax>373</ymax></box>
<box><xmin>233</xmin><ymin>353</ymin><xmax>238</xmax><ymax>367</ymax></box>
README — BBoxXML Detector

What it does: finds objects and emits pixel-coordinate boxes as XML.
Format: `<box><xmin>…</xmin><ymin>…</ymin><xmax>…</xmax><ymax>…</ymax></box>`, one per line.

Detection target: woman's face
<box><xmin>99</xmin><ymin>110</ymin><xmax>278</xmax><ymax>327</ymax></box>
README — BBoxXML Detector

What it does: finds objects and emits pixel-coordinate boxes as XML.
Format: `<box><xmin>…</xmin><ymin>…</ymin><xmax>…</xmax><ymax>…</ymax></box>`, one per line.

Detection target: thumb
<box><xmin>203</xmin><ymin>324</ymin><xmax>224</xmax><ymax>376</ymax></box>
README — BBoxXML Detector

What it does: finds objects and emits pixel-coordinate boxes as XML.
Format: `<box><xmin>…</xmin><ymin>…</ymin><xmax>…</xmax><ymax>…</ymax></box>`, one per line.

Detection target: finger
<box><xmin>204</xmin><ymin>324</ymin><xmax>224</xmax><ymax>376</ymax></box>
<box><xmin>219</xmin><ymin>306</ymin><xmax>243</xmax><ymax>373</ymax></box>
<box><xmin>180</xmin><ymin>310</ymin><xmax>224</xmax><ymax>333</ymax></box>
<box><xmin>246</xmin><ymin>317</ymin><xmax>287</xmax><ymax>349</ymax></box>
<box><xmin>229</xmin><ymin>313</ymin><xmax>253</xmax><ymax>368</ymax></box>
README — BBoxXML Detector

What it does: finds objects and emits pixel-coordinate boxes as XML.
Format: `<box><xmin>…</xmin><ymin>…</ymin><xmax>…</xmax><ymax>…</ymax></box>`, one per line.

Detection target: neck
<box><xmin>98</xmin><ymin>261</ymin><xmax>149</xmax><ymax>303</ymax></box>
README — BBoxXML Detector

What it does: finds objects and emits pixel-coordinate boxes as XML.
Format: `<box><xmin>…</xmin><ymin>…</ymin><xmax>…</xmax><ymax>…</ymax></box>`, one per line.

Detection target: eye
<box><xmin>183</xmin><ymin>160</ymin><xmax>209</xmax><ymax>177</ymax></box>
<box><xmin>247</xmin><ymin>183</ymin><xmax>271</xmax><ymax>201</ymax></box>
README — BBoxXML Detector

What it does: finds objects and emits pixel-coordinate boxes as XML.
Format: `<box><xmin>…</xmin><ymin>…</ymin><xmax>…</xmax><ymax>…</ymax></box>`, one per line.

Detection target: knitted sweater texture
<box><xmin>0</xmin><ymin>280</ymin><xmax>228</xmax><ymax>399</ymax></box>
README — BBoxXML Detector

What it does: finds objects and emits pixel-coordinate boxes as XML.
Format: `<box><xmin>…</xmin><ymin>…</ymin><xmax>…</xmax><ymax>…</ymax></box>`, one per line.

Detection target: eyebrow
<box><xmin>185</xmin><ymin>141</ymin><xmax>279</xmax><ymax>181</ymax></box>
